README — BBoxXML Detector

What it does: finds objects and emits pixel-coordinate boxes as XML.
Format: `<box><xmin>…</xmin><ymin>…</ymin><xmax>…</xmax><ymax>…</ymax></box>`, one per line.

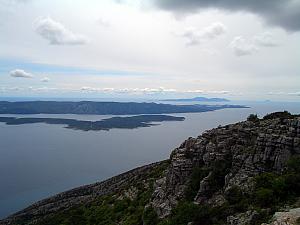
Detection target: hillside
<box><xmin>1</xmin><ymin>111</ymin><xmax>300</xmax><ymax>225</ymax></box>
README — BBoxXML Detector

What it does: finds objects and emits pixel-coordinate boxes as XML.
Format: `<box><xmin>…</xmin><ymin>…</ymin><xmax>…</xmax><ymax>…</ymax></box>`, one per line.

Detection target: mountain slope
<box><xmin>1</xmin><ymin>112</ymin><xmax>300</xmax><ymax>225</ymax></box>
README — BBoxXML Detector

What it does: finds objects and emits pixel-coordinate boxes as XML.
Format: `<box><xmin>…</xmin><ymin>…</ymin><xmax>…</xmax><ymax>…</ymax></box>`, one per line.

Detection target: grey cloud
<box><xmin>229</xmin><ymin>32</ymin><xmax>280</xmax><ymax>56</ymax></box>
<box><xmin>10</xmin><ymin>69</ymin><xmax>33</xmax><ymax>78</ymax></box>
<box><xmin>229</xmin><ymin>36</ymin><xmax>258</xmax><ymax>56</ymax></box>
<box><xmin>152</xmin><ymin>0</ymin><xmax>300</xmax><ymax>31</ymax></box>
<box><xmin>175</xmin><ymin>22</ymin><xmax>226</xmax><ymax>46</ymax></box>
<box><xmin>34</xmin><ymin>17</ymin><xmax>88</xmax><ymax>45</ymax></box>
<box><xmin>41</xmin><ymin>77</ymin><xmax>50</xmax><ymax>82</ymax></box>
<box><xmin>254</xmin><ymin>32</ymin><xmax>279</xmax><ymax>47</ymax></box>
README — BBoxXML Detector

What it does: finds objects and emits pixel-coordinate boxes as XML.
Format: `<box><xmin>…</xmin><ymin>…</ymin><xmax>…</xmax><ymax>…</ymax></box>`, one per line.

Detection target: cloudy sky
<box><xmin>0</xmin><ymin>0</ymin><xmax>299</xmax><ymax>101</ymax></box>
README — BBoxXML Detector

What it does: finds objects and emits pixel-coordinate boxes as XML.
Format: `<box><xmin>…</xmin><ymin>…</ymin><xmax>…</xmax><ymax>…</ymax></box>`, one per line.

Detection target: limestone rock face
<box><xmin>227</xmin><ymin>210</ymin><xmax>259</xmax><ymax>225</ymax></box>
<box><xmin>151</xmin><ymin>117</ymin><xmax>300</xmax><ymax>218</ymax></box>
<box><xmin>262</xmin><ymin>208</ymin><xmax>300</xmax><ymax>225</ymax></box>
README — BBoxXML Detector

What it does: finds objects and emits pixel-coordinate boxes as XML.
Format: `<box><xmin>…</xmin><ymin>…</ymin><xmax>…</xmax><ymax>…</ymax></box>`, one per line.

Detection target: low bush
<box><xmin>185</xmin><ymin>166</ymin><xmax>209</xmax><ymax>201</ymax></box>
<box><xmin>143</xmin><ymin>207</ymin><xmax>159</xmax><ymax>225</ymax></box>
<box><xmin>247</xmin><ymin>114</ymin><xmax>259</xmax><ymax>122</ymax></box>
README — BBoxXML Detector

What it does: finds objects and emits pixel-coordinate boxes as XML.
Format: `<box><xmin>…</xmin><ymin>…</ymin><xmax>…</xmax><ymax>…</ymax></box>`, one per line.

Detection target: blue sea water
<box><xmin>0</xmin><ymin>101</ymin><xmax>300</xmax><ymax>218</ymax></box>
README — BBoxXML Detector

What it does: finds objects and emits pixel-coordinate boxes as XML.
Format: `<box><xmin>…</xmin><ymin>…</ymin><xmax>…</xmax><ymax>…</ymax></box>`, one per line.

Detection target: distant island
<box><xmin>0</xmin><ymin>115</ymin><xmax>185</xmax><ymax>131</ymax></box>
<box><xmin>163</xmin><ymin>96</ymin><xmax>230</xmax><ymax>102</ymax></box>
<box><xmin>0</xmin><ymin>101</ymin><xmax>245</xmax><ymax>115</ymax></box>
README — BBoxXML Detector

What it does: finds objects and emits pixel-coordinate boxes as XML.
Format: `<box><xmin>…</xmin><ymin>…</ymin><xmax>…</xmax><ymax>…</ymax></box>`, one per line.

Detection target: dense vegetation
<box><xmin>0</xmin><ymin>115</ymin><xmax>184</xmax><ymax>131</ymax></box>
<box><xmin>0</xmin><ymin>101</ymin><xmax>246</xmax><ymax>115</ymax></box>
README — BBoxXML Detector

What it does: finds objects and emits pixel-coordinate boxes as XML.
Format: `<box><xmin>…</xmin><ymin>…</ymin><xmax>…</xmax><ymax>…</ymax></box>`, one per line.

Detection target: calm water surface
<box><xmin>0</xmin><ymin>101</ymin><xmax>300</xmax><ymax>218</ymax></box>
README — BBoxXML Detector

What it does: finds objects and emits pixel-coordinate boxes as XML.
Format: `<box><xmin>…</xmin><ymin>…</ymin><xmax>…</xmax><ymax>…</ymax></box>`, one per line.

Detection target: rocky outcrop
<box><xmin>227</xmin><ymin>210</ymin><xmax>260</xmax><ymax>225</ymax></box>
<box><xmin>262</xmin><ymin>208</ymin><xmax>300</xmax><ymax>225</ymax></box>
<box><xmin>150</xmin><ymin>115</ymin><xmax>300</xmax><ymax>218</ymax></box>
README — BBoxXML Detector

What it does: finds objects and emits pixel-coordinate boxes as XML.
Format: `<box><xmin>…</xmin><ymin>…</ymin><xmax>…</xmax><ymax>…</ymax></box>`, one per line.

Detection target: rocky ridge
<box><xmin>150</xmin><ymin>113</ymin><xmax>300</xmax><ymax>219</ymax></box>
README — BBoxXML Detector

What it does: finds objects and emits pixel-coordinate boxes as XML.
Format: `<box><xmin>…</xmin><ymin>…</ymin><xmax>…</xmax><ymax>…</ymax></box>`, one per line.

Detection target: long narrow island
<box><xmin>0</xmin><ymin>115</ymin><xmax>185</xmax><ymax>131</ymax></box>
<box><xmin>0</xmin><ymin>101</ymin><xmax>247</xmax><ymax>115</ymax></box>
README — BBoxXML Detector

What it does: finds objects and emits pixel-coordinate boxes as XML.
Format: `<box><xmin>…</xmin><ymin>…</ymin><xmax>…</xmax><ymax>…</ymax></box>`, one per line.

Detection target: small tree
<box><xmin>247</xmin><ymin>114</ymin><xmax>259</xmax><ymax>122</ymax></box>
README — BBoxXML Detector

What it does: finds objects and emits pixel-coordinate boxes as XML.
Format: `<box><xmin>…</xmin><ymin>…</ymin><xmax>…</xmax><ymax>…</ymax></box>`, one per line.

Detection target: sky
<box><xmin>0</xmin><ymin>0</ymin><xmax>299</xmax><ymax>101</ymax></box>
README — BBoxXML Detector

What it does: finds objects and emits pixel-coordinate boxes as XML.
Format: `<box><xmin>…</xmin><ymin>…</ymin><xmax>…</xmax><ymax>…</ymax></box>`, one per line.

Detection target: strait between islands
<box><xmin>0</xmin><ymin>101</ymin><xmax>247</xmax><ymax>131</ymax></box>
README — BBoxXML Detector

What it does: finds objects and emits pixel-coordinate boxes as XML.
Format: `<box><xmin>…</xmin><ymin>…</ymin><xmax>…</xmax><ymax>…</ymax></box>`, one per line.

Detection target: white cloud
<box><xmin>175</xmin><ymin>22</ymin><xmax>226</xmax><ymax>46</ymax></box>
<box><xmin>268</xmin><ymin>91</ymin><xmax>300</xmax><ymax>96</ymax></box>
<box><xmin>97</xmin><ymin>17</ymin><xmax>110</xmax><ymax>27</ymax></box>
<box><xmin>80</xmin><ymin>86</ymin><xmax>176</xmax><ymax>94</ymax></box>
<box><xmin>229</xmin><ymin>36</ymin><xmax>258</xmax><ymax>56</ymax></box>
<box><xmin>288</xmin><ymin>92</ymin><xmax>300</xmax><ymax>96</ymax></box>
<box><xmin>31</xmin><ymin>86</ymin><xmax>57</xmax><ymax>92</ymax></box>
<box><xmin>79</xmin><ymin>86</ymin><xmax>230</xmax><ymax>95</ymax></box>
<box><xmin>41</xmin><ymin>77</ymin><xmax>50</xmax><ymax>82</ymax></box>
<box><xmin>10</xmin><ymin>69</ymin><xmax>33</xmax><ymax>78</ymax></box>
<box><xmin>81</xmin><ymin>86</ymin><xmax>99</xmax><ymax>92</ymax></box>
<box><xmin>206</xmin><ymin>90</ymin><xmax>230</xmax><ymax>94</ymax></box>
<box><xmin>254</xmin><ymin>32</ymin><xmax>279</xmax><ymax>47</ymax></box>
<box><xmin>34</xmin><ymin>17</ymin><xmax>88</xmax><ymax>45</ymax></box>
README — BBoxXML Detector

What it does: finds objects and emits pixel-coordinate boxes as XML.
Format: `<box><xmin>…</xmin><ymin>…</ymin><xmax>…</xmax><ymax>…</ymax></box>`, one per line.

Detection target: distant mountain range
<box><xmin>0</xmin><ymin>101</ymin><xmax>245</xmax><ymax>115</ymax></box>
<box><xmin>163</xmin><ymin>96</ymin><xmax>230</xmax><ymax>102</ymax></box>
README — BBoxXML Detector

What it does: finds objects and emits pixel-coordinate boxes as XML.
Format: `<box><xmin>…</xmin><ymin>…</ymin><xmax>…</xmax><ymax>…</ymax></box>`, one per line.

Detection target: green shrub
<box><xmin>157</xmin><ymin>220</ymin><xmax>172</xmax><ymax>225</ymax></box>
<box><xmin>284</xmin><ymin>173</ymin><xmax>300</xmax><ymax>196</ymax></box>
<box><xmin>263</xmin><ymin>111</ymin><xmax>292</xmax><ymax>120</ymax></box>
<box><xmin>143</xmin><ymin>207</ymin><xmax>159</xmax><ymax>225</ymax></box>
<box><xmin>207</xmin><ymin>159</ymin><xmax>232</xmax><ymax>193</ymax></box>
<box><xmin>225</xmin><ymin>185</ymin><xmax>244</xmax><ymax>205</ymax></box>
<box><xmin>254</xmin><ymin>173</ymin><xmax>277</xmax><ymax>189</ymax></box>
<box><xmin>271</xmin><ymin>177</ymin><xmax>287</xmax><ymax>198</ymax></box>
<box><xmin>287</xmin><ymin>156</ymin><xmax>300</xmax><ymax>173</ymax></box>
<box><xmin>255</xmin><ymin>188</ymin><xmax>274</xmax><ymax>207</ymax></box>
<box><xmin>169</xmin><ymin>201</ymin><xmax>200</xmax><ymax>225</ymax></box>
<box><xmin>247</xmin><ymin>114</ymin><xmax>259</xmax><ymax>122</ymax></box>
<box><xmin>185</xmin><ymin>167</ymin><xmax>209</xmax><ymax>200</ymax></box>
<box><xmin>192</xmin><ymin>205</ymin><xmax>213</xmax><ymax>225</ymax></box>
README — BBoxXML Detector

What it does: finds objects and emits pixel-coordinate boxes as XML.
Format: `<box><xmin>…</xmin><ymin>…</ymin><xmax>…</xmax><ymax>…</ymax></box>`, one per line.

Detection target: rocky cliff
<box><xmin>150</xmin><ymin>112</ymin><xmax>300</xmax><ymax>219</ymax></box>
<box><xmin>1</xmin><ymin>111</ymin><xmax>300</xmax><ymax>225</ymax></box>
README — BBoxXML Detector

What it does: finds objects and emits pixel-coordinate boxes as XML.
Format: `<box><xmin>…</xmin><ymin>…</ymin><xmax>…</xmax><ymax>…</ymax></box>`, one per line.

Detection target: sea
<box><xmin>0</xmin><ymin>100</ymin><xmax>300</xmax><ymax>218</ymax></box>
